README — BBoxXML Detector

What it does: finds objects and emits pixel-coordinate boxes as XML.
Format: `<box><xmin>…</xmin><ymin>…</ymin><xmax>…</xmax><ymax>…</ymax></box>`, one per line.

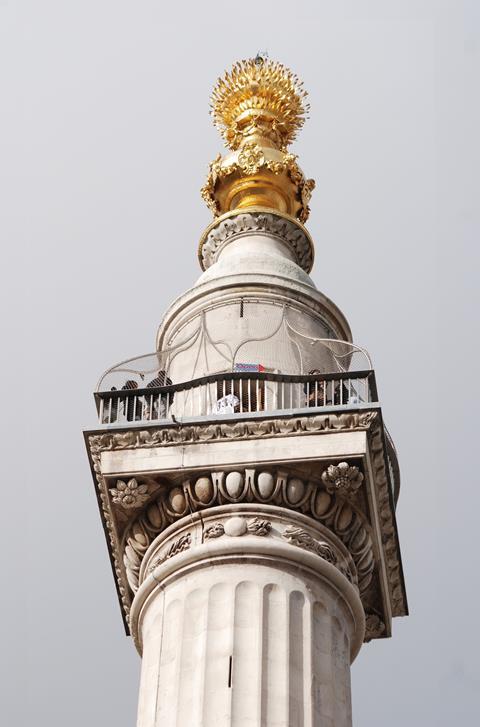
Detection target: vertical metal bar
<box><xmin>256</xmin><ymin>378</ymin><xmax>259</xmax><ymax>411</ymax></box>
<box><xmin>247</xmin><ymin>378</ymin><xmax>251</xmax><ymax>412</ymax></box>
<box><xmin>340</xmin><ymin>379</ymin><xmax>343</xmax><ymax>405</ymax></box>
<box><xmin>99</xmin><ymin>398</ymin><xmax>104</xmax><ymax>424</ymax></box>
<box><xmin>240</xmin><ymin>379</ymin><xmax>243</xmax><ymax>413</ymax></box>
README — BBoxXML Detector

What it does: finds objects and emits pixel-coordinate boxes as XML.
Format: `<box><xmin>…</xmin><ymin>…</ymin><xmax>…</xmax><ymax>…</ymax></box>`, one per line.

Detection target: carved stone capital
<box><xmin>84</xmin><ymin>407</ymin><xmax>406</xmax><ymax>639</ymax></box>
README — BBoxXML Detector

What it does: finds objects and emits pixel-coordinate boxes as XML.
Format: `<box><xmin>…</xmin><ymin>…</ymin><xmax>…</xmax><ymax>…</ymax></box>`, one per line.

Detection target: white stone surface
<box><xmin>100</xmin><ymin>430</ymin><xmax>368</xmax><ymax>476</ymax></box>
<box><xmin>131</xmin><ymin>508</ymin><xmax>364</xmax><ymax>727</ymax></box>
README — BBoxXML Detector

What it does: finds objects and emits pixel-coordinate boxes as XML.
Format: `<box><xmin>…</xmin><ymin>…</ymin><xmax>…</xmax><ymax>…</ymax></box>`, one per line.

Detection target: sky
<box><xmin>1</xmin><ymin>1</ymin><xmax>479</xmax><ymax>725</ymax></box>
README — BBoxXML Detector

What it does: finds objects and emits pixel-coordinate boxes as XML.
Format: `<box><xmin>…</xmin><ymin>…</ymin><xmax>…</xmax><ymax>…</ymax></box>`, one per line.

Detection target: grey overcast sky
<box><xmin>1</xmin><ymin>1</ymin><xmax>478</xmax><ymax>725</ymax></box>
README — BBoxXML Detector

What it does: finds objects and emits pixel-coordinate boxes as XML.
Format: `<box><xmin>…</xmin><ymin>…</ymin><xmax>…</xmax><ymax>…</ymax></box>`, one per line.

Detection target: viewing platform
<box><xmin>93</xmin><ymin>366</ymin><xmax>400</xmax><ymax>503</ymax></box>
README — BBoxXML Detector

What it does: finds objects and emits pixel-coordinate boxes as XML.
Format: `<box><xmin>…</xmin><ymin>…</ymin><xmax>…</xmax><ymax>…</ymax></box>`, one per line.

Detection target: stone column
<box><xmin>130</xmin><ymin>506</ymin><xmax>365</xmax><ymax>727</ymax></box>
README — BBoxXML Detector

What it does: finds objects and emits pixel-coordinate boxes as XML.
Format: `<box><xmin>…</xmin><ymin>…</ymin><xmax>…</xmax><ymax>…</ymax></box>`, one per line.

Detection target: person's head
<box><xmin>123</xmin><ymin>379</ymin><xmax>138</xmax><ymax>390</ymax></box>
<box><xmin>309</xmin><ymin>369</ymin><xmax>322</xmax><ymax>375</ymax></box>
<box><xmin>157</xmin><ymin>370</ymin><xmax>172</xmax><ymax>386</ymax></box>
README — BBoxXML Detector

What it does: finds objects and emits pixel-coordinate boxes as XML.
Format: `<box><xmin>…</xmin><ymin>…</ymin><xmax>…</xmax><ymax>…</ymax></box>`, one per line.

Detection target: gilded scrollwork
<box><xmin>237</xmin><ymin>142</ymin><xmax>265</xmax><ymax>175</ymax></box>
<box><xmin>200</xmin><ymin>153</ymin><xmax>315</xmax><ymax>224</ymax></box>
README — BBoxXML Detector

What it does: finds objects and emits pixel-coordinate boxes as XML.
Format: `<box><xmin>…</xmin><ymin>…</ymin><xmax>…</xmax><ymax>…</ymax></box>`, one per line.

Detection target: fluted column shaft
<box><xmin>130</xmin><ymin>508</ymin><xmax>364</xmax><ymax>727</ymax></box>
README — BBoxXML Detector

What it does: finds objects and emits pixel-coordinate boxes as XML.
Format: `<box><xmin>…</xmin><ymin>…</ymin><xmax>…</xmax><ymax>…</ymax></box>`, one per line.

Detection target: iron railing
<box><xmin>95</xmin><ymin>370</ymin><xmax>377</xmax><ymax>426</ymax></box>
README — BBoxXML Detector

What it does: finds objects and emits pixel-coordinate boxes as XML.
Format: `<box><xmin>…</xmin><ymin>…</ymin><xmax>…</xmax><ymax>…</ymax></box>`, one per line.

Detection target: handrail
<box><xmin>96</xmin><ymin>369</ymin><xmax>375</xmax><ymax>398</ymax></box>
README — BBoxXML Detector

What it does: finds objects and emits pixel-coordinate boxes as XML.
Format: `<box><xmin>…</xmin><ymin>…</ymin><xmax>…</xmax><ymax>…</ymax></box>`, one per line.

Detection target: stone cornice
<box><xmin>88</xmin><ymin>410</ymin><xmax>377</xmax><ymax>453</ymax></box>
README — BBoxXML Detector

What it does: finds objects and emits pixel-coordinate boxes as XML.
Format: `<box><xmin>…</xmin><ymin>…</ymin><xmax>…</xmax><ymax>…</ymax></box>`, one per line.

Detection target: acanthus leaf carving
<box><xmin>148</xmin><ymin>533</ymin><xmax>192</xmax><ymax>573</ymax></box>
<box><xmin>246</xmin><ymin>517</ymin><xmax>272</xmax><ymax>536</ymax></box>
<box><xmin>283</xmin><ymin>525</ymin><xmax>337</xmax><ymax>565</ymax></box>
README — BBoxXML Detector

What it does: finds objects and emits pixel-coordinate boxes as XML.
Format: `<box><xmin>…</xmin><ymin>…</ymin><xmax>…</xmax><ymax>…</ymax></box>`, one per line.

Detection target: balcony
<box><xmin>95</xmin><ymin>370</ymin><xmax>376</xmax><ymax>425</ymax></box>
<box><xmin>94</xmin><ymin>355</ymin><xmax>399</xmax><ymax>503</ymax></box>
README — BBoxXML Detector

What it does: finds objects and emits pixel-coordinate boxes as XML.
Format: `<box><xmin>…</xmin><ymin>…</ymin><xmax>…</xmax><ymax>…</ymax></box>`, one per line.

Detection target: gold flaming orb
<box><xmin>211</xmin><ymin>57</ymin><xmax>310</xmax><ymax>151</ymax></box>
<box><xmin>201</xmin><ymin>57</ymin><xmax>315</xmax><ymax>223</ymax></box>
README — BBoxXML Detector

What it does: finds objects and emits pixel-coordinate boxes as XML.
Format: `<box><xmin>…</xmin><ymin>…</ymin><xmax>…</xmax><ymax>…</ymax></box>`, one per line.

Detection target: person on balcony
<box><xmin>305</xmin><ymin>369</ymin><xmax>327</xmax><ymax>407</ymax></box>
<box><xmin>121</xmin><ymin>380</ymin><xmax>141</xmax><ymax>421</ymax></box>
<box><xmin>144</xmin><ymin>370</ymin><xmax>173</xmax><ymax>420</ymax></box>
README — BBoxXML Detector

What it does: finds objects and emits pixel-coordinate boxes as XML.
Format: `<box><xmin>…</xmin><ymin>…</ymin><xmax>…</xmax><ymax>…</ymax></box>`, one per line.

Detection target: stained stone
<box><xmin>225</xmin><ymin>471</ymin><xmax>243</xmax><ymax>499</ymax></box>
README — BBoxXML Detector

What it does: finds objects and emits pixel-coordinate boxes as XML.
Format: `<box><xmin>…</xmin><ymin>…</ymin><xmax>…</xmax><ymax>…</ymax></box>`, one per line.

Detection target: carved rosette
<box><xmin>321</xmin><ymin>462</ymin><xmax>364</xmax><ymax>497</ymax></box>
<box><xmin>110</xmin><ymin>478</ymin><xmax>150</xmax><ymax>509</ymax></box>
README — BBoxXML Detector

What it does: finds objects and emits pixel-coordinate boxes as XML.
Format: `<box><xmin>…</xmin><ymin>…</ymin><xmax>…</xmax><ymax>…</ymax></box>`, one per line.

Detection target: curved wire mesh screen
<box><xmin>97</xmin><ymin>300</ymin><xmax>371</xmax><ymax>391</ymax></box>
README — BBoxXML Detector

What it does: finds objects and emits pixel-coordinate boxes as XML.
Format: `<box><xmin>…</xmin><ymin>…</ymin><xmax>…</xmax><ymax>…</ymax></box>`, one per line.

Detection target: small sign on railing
<box><xmin>233</xmin><ymin>363</ymin><xmax>265</xmax><ymax>373</ymax></box>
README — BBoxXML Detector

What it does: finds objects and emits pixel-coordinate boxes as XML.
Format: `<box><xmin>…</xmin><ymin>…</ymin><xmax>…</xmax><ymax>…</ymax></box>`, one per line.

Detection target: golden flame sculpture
<box><xmin>211</xmin><ymin>57</ymin><xmax>310</xmax><ymax>152</ymax></box>
<box><xmin>201</xmin><ymin>57</ymin><xmax>315</xmax><ymax>223</ymax></box>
